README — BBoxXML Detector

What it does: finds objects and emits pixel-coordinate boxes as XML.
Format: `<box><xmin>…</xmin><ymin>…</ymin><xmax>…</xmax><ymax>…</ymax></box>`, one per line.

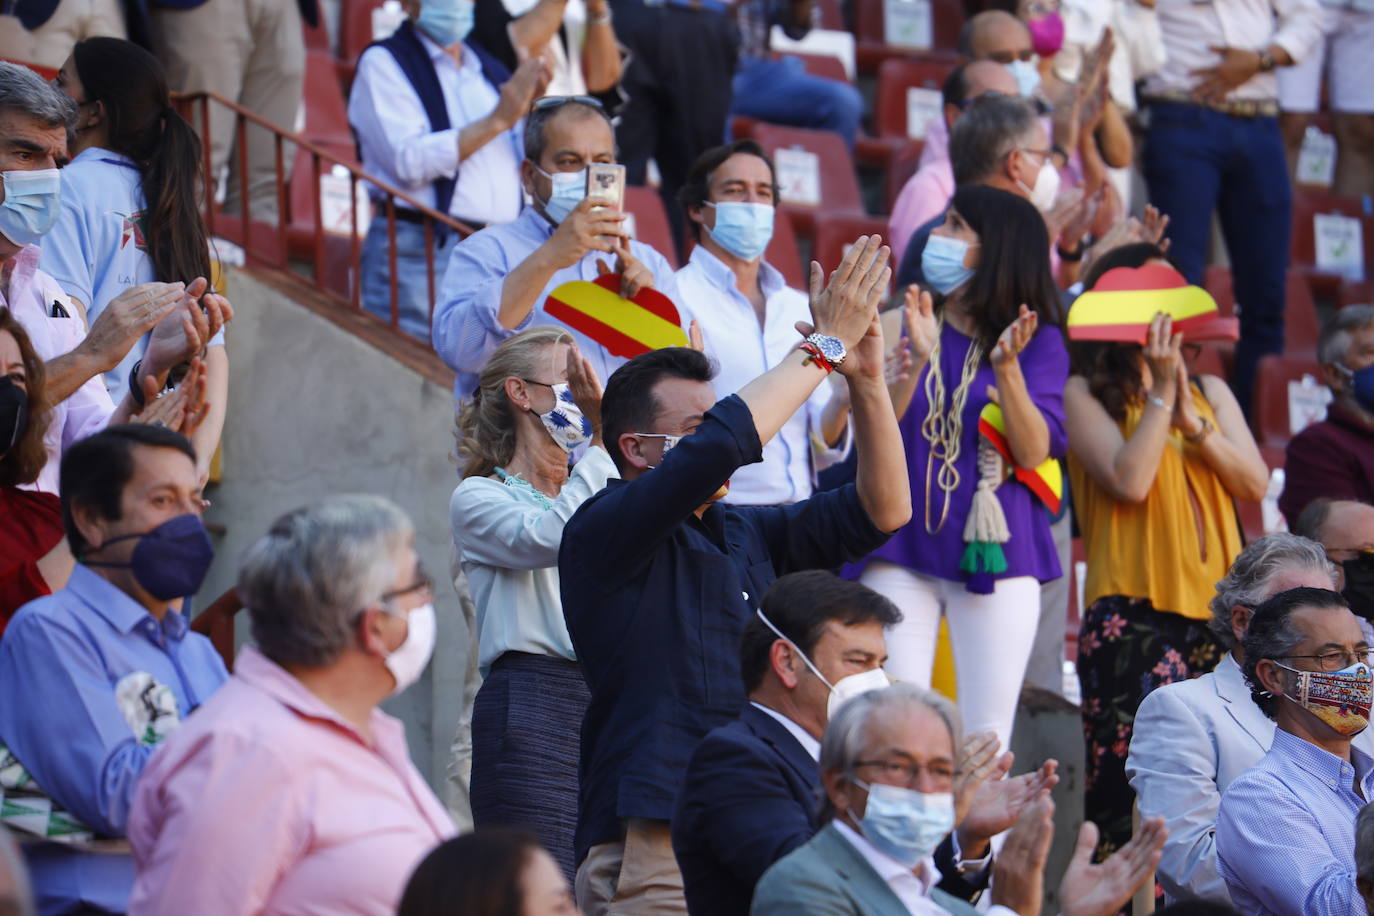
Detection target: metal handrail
<box><xmin>171</xmin><ymin>90</ymin><xmax>476</xmax><ymax>340</ymax></box>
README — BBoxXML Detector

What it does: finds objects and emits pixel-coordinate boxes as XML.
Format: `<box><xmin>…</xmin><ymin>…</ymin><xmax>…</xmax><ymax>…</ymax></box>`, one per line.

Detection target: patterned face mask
<box><xmin>534</xmin><ymin>382</ymin><xmax>592</xmax><ymax>452</ymax></box>
<box><xmin>1274</xmin><ymin>660</ymin><xmax>1374</xmax><ymax>736</ymax></box>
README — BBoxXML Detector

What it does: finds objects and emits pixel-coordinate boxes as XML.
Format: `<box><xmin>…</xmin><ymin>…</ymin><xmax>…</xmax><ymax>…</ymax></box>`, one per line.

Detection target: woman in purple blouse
<box><xmin>856</xmin><ymin>185</ymin><xmax>1069</xmax><ymax>749</ymax></box>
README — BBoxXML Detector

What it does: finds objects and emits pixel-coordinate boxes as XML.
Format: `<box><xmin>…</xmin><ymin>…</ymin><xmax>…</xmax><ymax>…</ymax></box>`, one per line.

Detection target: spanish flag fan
<box><xmin>1066</xmin><ymin>263</ymin><xmax>1238</xmax><ymax>343</ymax></box>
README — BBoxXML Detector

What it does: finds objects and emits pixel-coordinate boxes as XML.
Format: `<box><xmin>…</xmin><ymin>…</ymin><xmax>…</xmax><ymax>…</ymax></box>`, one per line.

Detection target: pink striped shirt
<box><xmin>127</xmin><ymin>645</ymin><xmax>454</xmax><ymax>915</ymax></box>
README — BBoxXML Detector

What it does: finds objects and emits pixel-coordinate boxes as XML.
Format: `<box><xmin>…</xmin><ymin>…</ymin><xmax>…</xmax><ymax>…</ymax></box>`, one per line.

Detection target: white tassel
<box><xmin>963</xmin><ymin>441</ymin><xmax>1010</xmax><ymax>545</ymax></box>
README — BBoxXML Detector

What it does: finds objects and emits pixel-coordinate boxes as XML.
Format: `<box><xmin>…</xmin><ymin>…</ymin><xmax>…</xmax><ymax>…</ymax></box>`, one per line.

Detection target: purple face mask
<box><xmin>1028</xmin><ymin>12</ymin><xmax>1064</xmax><ymax>57</ymax></box>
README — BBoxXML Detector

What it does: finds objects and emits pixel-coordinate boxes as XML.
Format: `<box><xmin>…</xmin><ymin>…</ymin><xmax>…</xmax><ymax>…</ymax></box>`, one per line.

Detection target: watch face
<box><xmin>815</xmin><ymin>336</ymin><xmax>845</xmax><ymax>361</ymax></box>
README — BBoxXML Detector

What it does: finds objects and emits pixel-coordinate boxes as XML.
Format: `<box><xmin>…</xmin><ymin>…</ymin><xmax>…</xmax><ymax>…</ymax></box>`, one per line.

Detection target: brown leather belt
<box><xmin>1144</xmin><ymin>92</ymin><xmax>1280</xmax><ymax>118</ymax></box>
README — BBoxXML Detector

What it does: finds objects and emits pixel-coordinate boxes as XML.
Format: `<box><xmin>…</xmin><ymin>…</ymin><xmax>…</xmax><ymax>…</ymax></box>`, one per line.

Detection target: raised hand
<box><xmin>904</xmin><ymin>284</ymin><xmax>938</xmax><ymax>364</ymax></box>
<box><xmin>1171</xmin><ymin>360</ymin><xmax>1204</xmax><ymax>438</ymax></box>
<box><xmin>961</xmin><ymin>759</ymin><xmax>1060</xmax><ymax>854</ymax></box>
<box><xmin>550</xmin><ymin>197</ymin><xmax>623</xmax><ymax>268</ymax></box>
<box><xmin>990</xmin><ymin>305</ymin><xmax>1038</xmax><ymax>369</ymax></box>
<box><xmin>800</xmin><ymin>235</ymin><xmax>891</xmax><ymax>350</ymax></box>
<box><xmin>1141</xmin><ymin>204</ymin><xmax>1171</xmax><ymax>251</ymax></box>
<box><xmin>597</xmin><ymin>236</ymin><xmax>655</xmax><ymax>299</ymax></box>
<box><xmin>1142</xmin><ymin>312</ymin><xmax>1182</xmax><ymax>397</ymax></box>
<box><xmin>132</xmin><ymin>356</ymin><xmax>209</xmax><ymax>436</ymax></box>
<box><xmin>80</xmin><ymin>281</ymin><xmax>188</xmax><ymax>373</ymax></box>
<box><xmin>142</xmin><ymin>277</ymin><xmax>232</xmax><ymax>380</ymax></box>
<box><xmin>494</xmin><ymin>56</ymin><xmax>553</xmax><ymax>130</ymax></box>
<box><xmin>952</xmin><ymin>731</ymin><xmax>1004</xmax><ymax>828</ymax></box>
<box><xmin>1059</xmin><ymin>817</ymin><xmax>1166</xmax><ymax>916</ymax></box>
<box><xmin>687</xmin><ymin>318</ymin><xmax>705</xmax><ymax>352</ymax></box>
<box><xmin>991</xmin><ymin>792</ymin><xmax>1056</xmax><ymax>916</ymax></box>
<box><xmin>565</xmin><ymin>342</ymin><xmax>603</xmax><ymax>440</ymax></box>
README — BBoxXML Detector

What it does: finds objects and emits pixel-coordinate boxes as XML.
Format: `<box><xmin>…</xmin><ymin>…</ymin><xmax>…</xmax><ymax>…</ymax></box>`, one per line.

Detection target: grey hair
<box><xmin>1357</xmin><ymin>804</ymin><xmax>1374</xmax><ymax>883</ymax></box>
<box><xmin>950</xmin><ymin>92</ymin><xmax>1038</xmax><ymax>187</ymax></box>
<box><xmin>0</xmin><ymin>825</ymin><xmax>35</xmax><ymax>916</ymax></box>
<box><xmin>1318</xmin><ymin>304</ymin><xmax>1374</xmax><ymax>369</ymax></box>
<box><xmin>0</xmin><ymin>62</ymin><xmax>75</xmax><ymax>131</ymax></box>
<box><xmin>239</xmin><ymin>494</ymin><xmax>414</xmax><ymax>668</ymax></box>
<box><xmin>818</xmin><ymin>683</ymin><xmax>961</xmax><ymax>823</ymax></box>
<box><xmin>1241</xmin><ymin>587</ymin><xmax>1348</xmax><ymax>719</ymax></box>
<box><xmin>1208</xmin><ymin>532</ymin><xmax>1336</xmax><ymax>648</ymax></box>
<box><xmin>522</xmin><ymin>99</ymin><xmax>613</xmax><ymax>167</ymax></box>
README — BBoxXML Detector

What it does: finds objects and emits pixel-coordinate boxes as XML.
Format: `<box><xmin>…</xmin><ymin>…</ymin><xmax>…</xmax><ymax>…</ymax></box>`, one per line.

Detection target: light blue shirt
<box><xmin>1216</xmin><ymin>727</ymin><xmax>1372</xmax><ymax>916</ymax></box>
<box><xmin>39</xmin><ymin>147</ymin><xmax>225</xmax><ymax>401</ymax></box>
<box><xmin>347</xmin><ymin>31</ymin><xmax>523</xmax><ymax>222</ymax></box>
<box><xmin>0</xmin><ymin>565</ymin><xmax>228</xmax><ymax>915</ymax></box>
<box><xmin>432</xmin><ymin>205</ymin><xmax>685</xmax><ymax>399</ymax></box>
<box><xmin>675</xmin><ymin>245</ymin><xmax>850</xmax><ymax>506</ymax></box>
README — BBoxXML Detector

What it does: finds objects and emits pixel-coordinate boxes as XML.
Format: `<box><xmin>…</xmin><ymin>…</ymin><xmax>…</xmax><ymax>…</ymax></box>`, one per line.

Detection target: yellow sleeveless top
<box><xmin>1068</xmin><ymin>380</ymin><xmax>1244</xmax><ymax>620</ymax></box>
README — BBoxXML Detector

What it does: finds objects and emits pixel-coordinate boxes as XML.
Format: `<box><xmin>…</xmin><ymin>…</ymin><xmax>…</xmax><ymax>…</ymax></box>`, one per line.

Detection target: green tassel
<box><xmin>960</xmin><ymin>540</ymin><xmax>1008</xmax><ymax>575</ymax></box>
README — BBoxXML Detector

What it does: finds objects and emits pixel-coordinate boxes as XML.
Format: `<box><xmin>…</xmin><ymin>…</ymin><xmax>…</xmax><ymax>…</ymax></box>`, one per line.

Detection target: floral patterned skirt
<box><xmin>1077</xmin><ymin>595</ymin><xmax>1222</xmax><ymax>862</ymax></box>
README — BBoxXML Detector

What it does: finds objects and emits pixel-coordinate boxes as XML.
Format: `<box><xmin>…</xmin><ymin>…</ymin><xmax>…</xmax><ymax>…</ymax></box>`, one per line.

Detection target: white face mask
<box><xmin>756</xmin><ymin>609</ymin><xmax>891</xmax><ymax>720</ymax></box>
<box><xmin>534</xmin><ymin>381</ymin><xmax>592</xmax><ymax>452</ymax></box>
<box><xmin>1016</xmin><ymin>157</ymin><xmax>1060</xmax><ymax>213</ymax></box>
<box><xmin>383</xmin><ymin>602</ymin><xmax>436</xmax><ymax>696</ymax></box>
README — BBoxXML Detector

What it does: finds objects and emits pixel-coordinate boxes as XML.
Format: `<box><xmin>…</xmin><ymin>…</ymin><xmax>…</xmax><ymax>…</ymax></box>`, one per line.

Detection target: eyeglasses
<box><xmin>986</xmin><ymin>49</ymin><xmax>1036</xmax><ymax>64</ymax></box>
<box><xmin>853</xmin><ymin>758</ymin><xmax>956</xmax><ymax>788</ymax></box>
<box><xmin>634</xmin><ymin>432</ymin><xmax>681</xmax><ymax>453</ymax></box>
<box><xmin>1274</xmin><ymin>649</ymin><xmax>1374</xmax><ymax>672</ymax></box>
<box><xmin>531</xmin><ymin>95</ymin><xmax>605</xmax><ymax>113</ymax></box>
<box><xmin>381</xmin><ymin>569</ymin><xmax>433</xmax><ymax>605</ymax></box>
<box><xmin>1015</xmin><ymin>147</ymin><xmax>1056</xmax><ymax>164</ymax></box>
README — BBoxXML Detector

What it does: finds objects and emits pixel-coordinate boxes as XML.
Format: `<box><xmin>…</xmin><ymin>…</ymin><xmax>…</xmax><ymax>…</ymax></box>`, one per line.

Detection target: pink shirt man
<box><xmin>127</xmin><ymin>645</ymin><xmax>455</xmax><ymax>915</ymax></box>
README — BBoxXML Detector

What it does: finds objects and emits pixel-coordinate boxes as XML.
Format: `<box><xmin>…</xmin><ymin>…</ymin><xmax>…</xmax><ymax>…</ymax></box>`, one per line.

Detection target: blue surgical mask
<box><xmin>706</xmin><ymin>201</ymin><xmax>774</xmax><ymax>261</ymax></box>
<box><xmin>416</xmin><ymin>0</ymin><xmax>474</xmax><ymax>47</ymax></box>
<box><xmin>922</xmin><ymin>234</ymin><xmax>976</xmax><ymax>295</ymax></box>
<box><xmin>0</xmin><ymin>168</ymin><xmax>60</xmax><ymax>247</ymax></box>
<box><xmin>83</xmin><ymin>514</ymin><xmax>216</xmax><ymax>601</ymax></box>
<box><xmin>534</xmin><ymin>165</ymin><xmax>588</xmax><ymax>225</ymax></box>
<box><xmin>1007</xmin><ymin>59</ymin><xmax>1041</xmax><ymax>98</ymax></box>
<box><xmin>853</xmin><ymin>780</ymin><xmax>955</xmax><ymax>867</ymax></box>
<box><xmin>1337</xmin><ymin>362</ymin><xmax>1374</xmax><ymax>414</ymax></box>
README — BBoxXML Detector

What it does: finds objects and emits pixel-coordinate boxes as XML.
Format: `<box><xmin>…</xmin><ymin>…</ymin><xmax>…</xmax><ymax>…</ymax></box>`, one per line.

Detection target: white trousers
<box><xmin>859</xmin><ymin>562</ymin><xmax>1040</xmax><ymax>750</ymax></box>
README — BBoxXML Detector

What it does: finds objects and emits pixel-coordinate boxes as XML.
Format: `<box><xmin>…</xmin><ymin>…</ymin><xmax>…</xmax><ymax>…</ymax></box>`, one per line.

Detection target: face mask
<box><xmin>706</xmin><ymin>201</ymin><xmax>775</xmax><ymax>262</ymax></box>
<box><xmin>0</xmin><ymin>375</ymin><xmax>26</xmax><ymax>454</ymax></box>
<box><xmin>534</xmin><ymin>165</ymin><xmax>587</xmax><ymax>225</ymax></box>
<box><xmin>1274</xmin><ymin>659</ymin><xmax>1374</xmax><ymax>736</ymax></box>
<box><xmin>1336</xmin><ymin>363</ymin><xmax>1374</xmax><ymax>414</ymax></box>
<box><xmin>853</xmin><ymin>780</ymin><xmax>956</xmax><ymax>867</ymax></box>
<box><xmin>1028</xmin><ymin>13</ymin><xmax>1064</xmax><ymax>57</ymax></box>
<box><xmin>84</xmin><ymin>514</ymin><xmax>215</xmax><ymax>601</ymax></box>
<box><xmin>383</xmin><ymin>601</ymin><xmax>437</xmax><ymax>695</ymax></box>
<box><xmin>756</xmin><ymin>609</ymin><xmax>890</xmax><ymax>720</ymax></box>
<box><xmin>1006</xmin><ymin>59</ymin><xmax>1041</xmax><ymax>98</ymax></box>
<box><xmin>416</xmin><ymin>0</ymin><xmax>474</xmax><ymax>47</ymax></box>
<box><xmin>922</xmin><ymin>233</ymin><xmax>976</xmax><ymax>295</ymax></box>
<box><xmin>1016</xmin><ymin>158</ymin><xmax>1060</xmax><ymax>212</ymax></box>
<box><xmin>1343</xmin><ymin>553</ymin><xmax>1374</xmax><ymax>620</ymax></box>
<box><xmin>535</xmin><ymin>382</ymin><xmax>592</xmax><ymax>451</ymax></box>
<box><xmin>0</xmin><ymin>169</ymin><xmax>60</xmax><ymax>248</ymax></box>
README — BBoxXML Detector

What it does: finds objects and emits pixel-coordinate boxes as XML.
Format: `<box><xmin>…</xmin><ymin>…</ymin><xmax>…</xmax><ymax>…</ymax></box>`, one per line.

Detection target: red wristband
<box><xmin>799</xmin><ymin>341</ymin><xmax>835</xmax><ymax>374</ymax></box>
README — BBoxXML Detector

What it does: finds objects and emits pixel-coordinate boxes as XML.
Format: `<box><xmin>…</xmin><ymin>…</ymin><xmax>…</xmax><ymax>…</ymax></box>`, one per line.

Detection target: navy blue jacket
<box><xmin>559</xmin><ymin>394</ymin><xmax>891</xmax><ymax>861</ymax></box>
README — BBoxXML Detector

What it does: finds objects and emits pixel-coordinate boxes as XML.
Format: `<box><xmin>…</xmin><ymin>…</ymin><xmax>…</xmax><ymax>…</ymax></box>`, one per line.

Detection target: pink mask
<box><xmin>1028</xmin><ymin>13</ymin><xmax>1064</xmax><ymax>57</ymax></box>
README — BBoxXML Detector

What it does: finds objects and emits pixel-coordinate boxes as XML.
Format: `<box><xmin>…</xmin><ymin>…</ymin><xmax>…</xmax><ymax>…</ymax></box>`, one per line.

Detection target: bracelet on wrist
<box><xmin>588</xmin><ymin>8</ymin><xmax>612</xmax><ymax>24</ymax></box>
<box><xmin>1146</xmin><ymin>393</ymin><xmax>1170</xmax><ymax>411</ymax></box>
<box><xmin>1183</xmin><ymin>415</ymin><xmax>1214</xmax><ymax>443</ymax></box>
<box><xmin>128</xmin><ymin>360</ymin><xmax>147</xmax><ymax>408</ymax></box>
<box><xmin>799</xmin><ymin>341</ymin><xmax>835</xmax><ymax>374</ymax></box>
<box><xmin>1056</xmin><ymin>241</ymin><xmax>1084</xmax><ymax>263</ymax></box>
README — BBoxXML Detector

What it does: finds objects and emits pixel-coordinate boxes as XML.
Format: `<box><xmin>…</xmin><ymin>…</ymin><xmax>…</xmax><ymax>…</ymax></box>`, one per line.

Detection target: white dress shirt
<box><xmin>450</xmin><ymin>445</ymin><xmax>617</xmax><ymax>671</ymax></box>
<box><xmin>1142</xmin><ymin>0</ymin><xmax>1326</xmax><ymax>101</ymax></box>
<box><xmin>675</xmin><ymin>245</ymin><xmax>850</xmax><ymax>506</ymax></box>
<box><xmin>751</xmin><ymin>701</ymin><xmax>821</xmax><ymax>760</ymax></box>
<box><xmin>347</xmin><ymin>31</ymin><xmax>523</xmax><ymax>224</ymax></box>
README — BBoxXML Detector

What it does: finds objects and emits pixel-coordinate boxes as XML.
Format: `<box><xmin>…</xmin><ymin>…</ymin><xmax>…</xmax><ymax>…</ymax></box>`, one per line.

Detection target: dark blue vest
<box><xmin>362</xmin><ymin>20</ymin><xmax>511</xmax><ymax>219</ymax></box>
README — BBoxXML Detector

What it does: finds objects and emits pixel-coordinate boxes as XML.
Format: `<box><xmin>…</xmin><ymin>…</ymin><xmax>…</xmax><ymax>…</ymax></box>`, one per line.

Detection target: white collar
<box><xmin>833</xmin><ymin>819</ymin><xmax>939</xmax><ymax>891</ymax></box>
<box><xmin>751</xmin><ymin>701</ymin><xmax>821</xmax><ymax>761</ymax></box>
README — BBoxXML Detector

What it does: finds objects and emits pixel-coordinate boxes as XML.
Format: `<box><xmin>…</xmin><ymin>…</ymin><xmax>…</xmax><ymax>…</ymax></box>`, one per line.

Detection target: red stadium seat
<box><xmin>874</xmin><ymin>55</ymin><xmax>959</xmax><ymax>140</ymax></box>
<box><xmin>1290</xmin><ymin>189</ymin><xmax>1367</xmax><ymax>268</ymax></box>
<box><xmin>1250</xmin><ymin>353</ymin><xmax>1325</xmax><ymax>449</ymax></box>
<box><xmin>302</xmin><ymin>50</ymin><xmax>355</xmax><ymax>149</ymax></box>
<box><xmin>624</xmin><ymin>186</ymin><xmax>679</xmax><ymax>269</ymax></box>
<box><xmin>854</xmin><ymin>0</ymin><xmax>964</xmax><ymax>73</ymax></box>
<box><xmin>813</xmin><ymin>214</ymin><xmax>892</xmax><ymax>280</ymax></box>
<box><xmin>286</xmin><ymin>143</ymin><xmax>365</xmax><ymax>300</ymax></box>
<box><xmin>1203</xmin><ymin>265</ymin><xmax>1234</xmax><ymax>317</ymax></box>
<box><xmin>750</xmin><ymin>122</ymin><xmax>866</xmax><ymax>241</ymax></box>
<box><xmin>303</xmin><ymin>10</ymin><xmax>332</xmax><ymax>52</ymax></box>
<box><xmin>1284</xmin><ymin>270</ymin><xmax>1321</xmax><ymax>358</ymax></box>
<box><xmin>774</xmin><ymin>51</ymin><xmax>850</xmax><ymax>83</ymax></box>
<box><xmin>816</xmin><ymin>0</ymin><xmax>846</xmax><ymax>30</ymax></box>
<box><xmin>340</xmin><ymin>0</ymin><xmax>388</xmax><ymax>84</ymax></box>
<box><xmin>765</xmin><ymin>206</ymin><xmax>806</xmax><ymax>290</ymax></box>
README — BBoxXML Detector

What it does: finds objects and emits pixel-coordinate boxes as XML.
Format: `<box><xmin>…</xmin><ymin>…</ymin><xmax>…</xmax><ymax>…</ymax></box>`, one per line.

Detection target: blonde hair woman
<box><xmin>452</xmin><ymin>325</ymin><xmax>613</xmax><ymax>882</ymax></box>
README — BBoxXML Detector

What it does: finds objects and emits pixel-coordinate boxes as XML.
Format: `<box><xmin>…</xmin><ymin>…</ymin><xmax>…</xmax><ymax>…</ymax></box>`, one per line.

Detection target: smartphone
<box><xmin>586</xmin><ymin>163</ymin><xmax>626</xmax><ymax>213</ymax></box>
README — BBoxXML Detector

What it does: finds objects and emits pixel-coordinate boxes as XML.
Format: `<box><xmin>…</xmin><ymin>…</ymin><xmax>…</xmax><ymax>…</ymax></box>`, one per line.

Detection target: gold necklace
<box><xmin>921</xmin><ymin>319</ymin><xmax>984</xmax><ymax>535</ymax></box>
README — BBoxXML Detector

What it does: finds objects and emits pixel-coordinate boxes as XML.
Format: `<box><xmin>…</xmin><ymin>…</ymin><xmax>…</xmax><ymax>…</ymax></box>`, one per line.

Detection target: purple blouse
<box><xmin>856</xmin><ymin>320</ymin><xmax>1069</xmax><ymax>585</ymax></box>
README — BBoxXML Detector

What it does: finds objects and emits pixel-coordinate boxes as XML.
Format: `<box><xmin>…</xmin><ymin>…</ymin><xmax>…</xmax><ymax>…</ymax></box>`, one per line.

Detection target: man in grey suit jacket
<box><xmin>752</xmin><ymin>684</ymin><xmax>1165</xmax><ymax>916</ymax></box>
<box><xmin>1127</xmin><ymin>532</ymin><xmax>1373</xmax><ymax>906</ymax></box>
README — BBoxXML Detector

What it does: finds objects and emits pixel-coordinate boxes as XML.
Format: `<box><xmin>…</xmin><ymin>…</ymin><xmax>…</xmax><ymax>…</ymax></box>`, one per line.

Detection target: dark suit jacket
<box><xmin>673</xmin><ymin>704</ymin><xmax>990</xmax><ymax>916</ymax></box>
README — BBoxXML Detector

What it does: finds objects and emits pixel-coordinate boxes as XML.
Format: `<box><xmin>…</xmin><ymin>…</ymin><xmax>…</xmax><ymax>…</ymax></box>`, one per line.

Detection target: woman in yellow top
<box><xmin>1065</xmin><ymin>243</ymin><xmax>1268</xmax><ymax>862</ymax></box>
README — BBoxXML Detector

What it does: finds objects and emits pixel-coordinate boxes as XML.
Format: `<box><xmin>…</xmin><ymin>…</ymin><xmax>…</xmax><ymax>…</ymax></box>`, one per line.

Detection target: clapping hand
<box><xmin>959</xmin><ymin>759</ymin><xmax>1060</xmax><ymax>857</ymax></box>
<box><xmin>142</xmin><ymin>277</ymin><xmax>234</xmax><ymax>381</ymax></box>
<box><xmin>565</xmin><ymin>342</ymin><xmax>603</xmax><ymax>440</ymax></box>
<box><xmin>132</xmin><ymin>355</ymin><xmax>210</xmax><ymax>437</ymax></box>
<box><xmin>991</xmin><ymin>792</ymin><xmax>1056</xmax><ymax>916</ymax></box>
<box><xmin>990</xmin><ymin>305</ymin><xmax>1038</xmax><ymax>369</ymax></box>
<box><xmin>903</xmin><ymin>284</ymin><xmax>938</xmax><ymax>364</ymax></box>
<box><xmin>796</xmin><ymin>235</ymin><xmax>891</xmax><ymax>351</ymax></box>
<box><xmin>952</xmin><ymin>731</ymin><xmax>1006</xmax><ymax>829</ymax></box>
<box><xmin>1058</xmin><ymin>817</ymin><xmax>1166</xmax><ymax>916</ymax></box>
<box><xmin>80</xmin><ymin>281</ymin><xmax>189</xmax><ymax>373</ymax></box>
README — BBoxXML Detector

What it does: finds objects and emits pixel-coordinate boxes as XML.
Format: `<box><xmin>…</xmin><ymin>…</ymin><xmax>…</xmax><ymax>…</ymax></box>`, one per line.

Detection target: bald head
<box><xmin>966</xmin><ymin>59</ymin><xmax>1018</xmax><ymax>96</ymax></box>
<box><xmin>1297</xmin><ymin>500</ymin><xmax>1374</xmax><ymax>553</ymax></box>
<box><xmin>961</xmin><ymin>11</ymin><xmax>1033</xmax><ymax>64</ymax></box>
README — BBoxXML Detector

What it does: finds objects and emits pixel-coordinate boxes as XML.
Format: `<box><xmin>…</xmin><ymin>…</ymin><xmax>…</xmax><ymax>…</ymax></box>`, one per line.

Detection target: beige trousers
<box><xmin>149</xmin><ymin>0</ymin><xmax>305</xmax><ymax>223</ymax></box>
<box><xmin>26</xmin><ymin>0</ymin><xmax>125</xmax><ymax>68</ymax></box>
<box><xmin>575</xmin><ymin>818</ymin><xmax>688</xmax><ymax>916</ymax></box>
<box><xmin>443</xmin><ymin>543</ymin><xmax>480</xmax><ymax>832</ymax></box>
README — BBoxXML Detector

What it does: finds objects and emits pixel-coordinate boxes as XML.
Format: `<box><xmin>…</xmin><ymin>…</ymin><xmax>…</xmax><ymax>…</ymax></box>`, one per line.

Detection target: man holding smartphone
<box><xmin>433</xmin><ymin>96</ymin><xmax>685</xmax><ymax>399</ymax></box>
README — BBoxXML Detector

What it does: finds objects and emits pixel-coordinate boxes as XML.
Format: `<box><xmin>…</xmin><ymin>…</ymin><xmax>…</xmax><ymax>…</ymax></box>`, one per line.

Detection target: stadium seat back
<box><xmin>874</xmin><ymin>55</ymin><xmax>958</xmax><ymax>139</ymax></box>
<box><xmin>624</xmin><ymin>186</ymin><xmax>679</xmax><ymax>270</ymax></box>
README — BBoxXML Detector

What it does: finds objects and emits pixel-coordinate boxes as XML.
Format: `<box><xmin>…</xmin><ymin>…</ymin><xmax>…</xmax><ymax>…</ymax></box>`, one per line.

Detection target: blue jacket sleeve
<box><xmin>431</xmin><ymin>230</ymin><xmax>533</xmax><ymax>372</ymax></box>
<box><xmin>0</xmin><ymin>613</ymin><xmax>152</xmax><ymax>837</ymax></box>
<box><xmin>743</xmin><ymin>482</ymin><xmax>891</xmax><ymax>576</ymax></box>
